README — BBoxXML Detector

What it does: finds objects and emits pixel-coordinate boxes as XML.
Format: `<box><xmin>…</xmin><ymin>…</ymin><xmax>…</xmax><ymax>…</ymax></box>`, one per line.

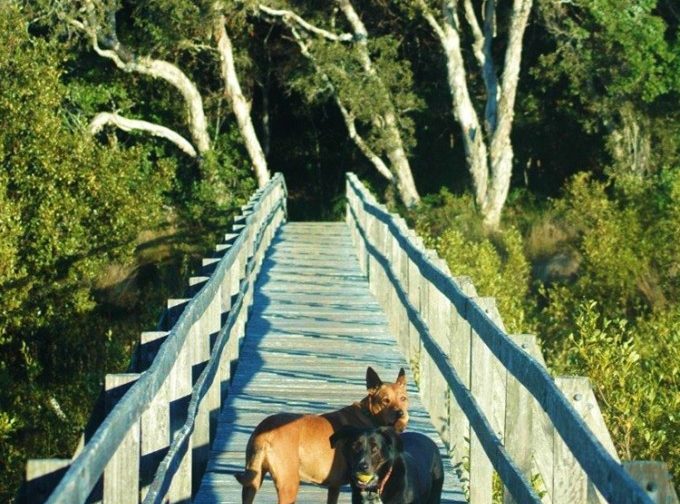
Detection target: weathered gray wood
<box><xmin>504</xmin><ymin>334</ymin><xmax>537</xmax><ymax>504</ymax></box>
<box><xmin>188</xmin><ymin>276</ymin><xmax>212</xmax><ymax>493</ymax></box>
<box><xmin>346</xmin><ymin>198</ymin><xmax>540</xmax><ymax>504</ymax></box>
<box><xmin>469</xmin><ymin>297</ymin><xmax>507</xmax><ymax>504</ymax></box>
<box><xmin>553</xmin><ymin>377</ymin><xmax>589</xmax><ymax>504</ymax></box>
<box><xmin>193</xmin><ymin>222</ymin><xmax>466</xmax><ymax>504</ymax></box>
<box><xmin>165</xmin><ymin>300</ymin><xmax>194</xmax><ymax>502</ymax></box>
<box><xmin>448</xmin><ymin>276</ymin><xmax>477</xmax><ymax>481</ymax></box>
<box><xmin>23</xmin><ymin>459</ymin><xmax>70</xmax><ymax>504</ymax></box>
<box><xmin>44</xmin><ymin>174</ymin><xmax>287</xmax><ymax>504</ymax></box>
<box><xmin>624</xmin><ymin>461</ymin><xmax>679</xmax><ymax>504</ymax></box>
<box><xmin>139</xmin><ymin>332</ymin><xmax>170</xmax><ymax>501</ymax></box>
<box><xmin>104</xmin><ymin>373</ymin><xmax>140</xmax><ymax>504</ymax></box>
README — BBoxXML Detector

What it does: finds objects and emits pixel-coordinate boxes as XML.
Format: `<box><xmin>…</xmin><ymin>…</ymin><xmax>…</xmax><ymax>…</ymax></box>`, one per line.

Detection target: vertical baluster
<box><xmin>553</xmin><ymin>377</ymin><xmax>589</xmax><ymax>504</ymax></box>
<box><xmin>468</xmin><ymin>297</ymin><xmax>507</xmax><ymax>504</ymax></box>
<box><xmin>139</xmin><ymin>331</ymin><xmax>169</xmax><ymax>501</ymax></box>
<box><xmin>103</xmin><ymin>374</ymin><xmax>140</xmax><ymax>504</ymax></box>
<box><xmin>448</xmin><ymin>276</ymin><xmax>477</xmax><ymax>480</ymax></box>
<box><xmin>503</xmin><ymin>334</ymin><xmax>537</xmax><ymax>504</ymax></box>
<box><xmin>165</xmin><ymin>299</ymin><xmax>193</xmax><ymax>502</ymax></box>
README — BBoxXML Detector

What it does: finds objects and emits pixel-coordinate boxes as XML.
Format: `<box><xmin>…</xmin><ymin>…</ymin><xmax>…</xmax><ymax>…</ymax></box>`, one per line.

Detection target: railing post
<box><xmin>103</xmin><ymin>373</ymin><xmax>141</xmax><ymax>504</ymax></box>
<box><xmin>21</xmin><ymin>459</ymin><xmax>70</xmax><ymax>504</ymax></box>
<box><xmin>139</xmin><ymin>331</ymin><xmax>170</xmax><ymax>501</ymax></box>
<box><xmin>447</xmin><ymin>276</ymin><xmax>477</xmax><ymax>480</ymax></box>
<box><xmin>469</xmin><ymin>297</ymin><xmax>507</xmax><ymax>504</ymax></box>
<box><xmin>405</xmin><ymin>230</ymin><xmax>423</xmax><ymax>369</ymax></box>
<box><xmin>504</xmin><ymin>334</ymin><xmax>538</xmax><ymax>504</ymax></box>
<box><xmin>165</xmin><ymin>298</ymin><xmax>193</xmax><ymax>502</ymax></box>
<box><xmin>425</xmin><ymin>257</ymin><xmax>452</xmax><ymax>443</ymax></box>
<box><xmin>187</xmin><ymin>276</ymin><xmax>216</xmax><ymax>493</ymax></box>
<box><xmin>552</xmin><ymin>376</ymin><xmax>591</xmax><ymax>503</ymax></box>
<box><xmin>393</xmin><ymin>218</ymin><xmax>411</xmax><ymax>353</ymax></box>
<box><xmin>624</xmin><ymin>461</ymin><xmax>679</xmax><ymax>504</ymax></box>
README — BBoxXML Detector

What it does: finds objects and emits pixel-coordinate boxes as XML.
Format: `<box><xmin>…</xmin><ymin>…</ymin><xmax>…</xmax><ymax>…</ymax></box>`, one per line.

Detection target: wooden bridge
<box><xmin>24</xmin><ymin>174</ymin><xmax>676</xmax><ymax>504</ymax></box>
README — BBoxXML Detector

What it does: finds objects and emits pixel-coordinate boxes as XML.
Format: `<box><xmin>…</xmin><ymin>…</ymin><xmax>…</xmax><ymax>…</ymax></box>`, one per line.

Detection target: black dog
<box><xmin>330</xmin><ymin>426</ymin><xmax>443</xmax><ymax>504</ymax></box>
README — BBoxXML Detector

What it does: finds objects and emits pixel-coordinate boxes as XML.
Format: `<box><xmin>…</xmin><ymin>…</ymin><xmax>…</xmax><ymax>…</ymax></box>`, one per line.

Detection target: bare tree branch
<box><xmin>88</xmin><ymin>112</ymin><xmax>198</xmax><ymax>157</ymax></box>
<box><xmin>462</xmin><ymin>0</ymin><xmax>485</xmax><ymax>66</ymax></box>
<box><xmin>64</xmin><ymin>0</ymin><xmax>211</xmax><ymax>154</ymax></box>
<box><xmin>258</xmin><ymin>4</ymin><xmax>353</xmax><ymax>42</ymax></box>
<box><xmin>482</xmin><ymin>0</ymin><xmax>500</xmax><ymax>132</ymax></box>
<box><xmin>286</xmin><ymin>25</ymin><xmax>394</xmax><ymax>182</ymax></box>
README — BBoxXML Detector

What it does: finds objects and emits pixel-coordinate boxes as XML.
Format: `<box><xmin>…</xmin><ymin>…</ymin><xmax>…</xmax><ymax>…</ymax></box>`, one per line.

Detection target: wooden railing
<box><xmin>24</xmin><ymin>173</ymin><xmax>287</xmax><ymax>504</ymax></box>
<box><xmin>345</xmin><ymin>173</ymin><xmax>676</xmax><ymax>504</ymax></box>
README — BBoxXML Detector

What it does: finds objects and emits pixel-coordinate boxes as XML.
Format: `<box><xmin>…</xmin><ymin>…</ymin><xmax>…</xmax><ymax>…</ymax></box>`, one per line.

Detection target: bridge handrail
<box><xmin>345</xmin><ymin>172</ymin><xmax>651</xmax><ymax>504</ymax></box>
<box><xmin>44</xmin><ymin>173</ymin><xmax>287</xmax><ymax>504</ymax></box>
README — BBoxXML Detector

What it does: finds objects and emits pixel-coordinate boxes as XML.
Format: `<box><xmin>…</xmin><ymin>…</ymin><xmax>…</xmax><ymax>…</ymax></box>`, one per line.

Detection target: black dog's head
<box><xmin>330</xmin><ymin>426</ymin><xmax>402</xmax><ymax>491</ymax></box>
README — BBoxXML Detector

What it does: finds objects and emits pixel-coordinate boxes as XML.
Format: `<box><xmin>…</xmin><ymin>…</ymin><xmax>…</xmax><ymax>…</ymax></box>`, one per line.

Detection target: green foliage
<box><xmin>0</xmin><ymin>5</ymin><xmax>177</xmax><ymax>498</ymax></box>
<box><xmin>416</xmin><ymin>166</ymin><xmax>680</xmax><ymax>483</ymax></box>
<box><xmin>286</xmin><ymin>26</ymin><xmax>422</xmax><ymax>155</ymax></box>
<box><xmin>184</xmin><ymin>126</ymin><xmax>256</xmax><ymax>224</ymax></box>
<box><xmin>547</xmin><ymin>301</ymin><xmax>679</xmax><ymax>471</ymax></box>
<box><xmin>413</xmin><ymin>191</ymin><xmax>533</xmax><ymax>334</ymax></box>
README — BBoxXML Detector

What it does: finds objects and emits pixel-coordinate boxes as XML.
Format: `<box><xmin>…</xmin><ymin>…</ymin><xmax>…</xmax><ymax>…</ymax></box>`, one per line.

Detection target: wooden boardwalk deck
<box><xmin>194</xmin><ymin>222</ymin><xmax>466</xmax><ymax>503</ymax></box>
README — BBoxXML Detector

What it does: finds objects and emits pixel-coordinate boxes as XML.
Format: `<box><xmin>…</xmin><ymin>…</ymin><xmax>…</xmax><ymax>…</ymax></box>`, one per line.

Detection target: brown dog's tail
<box><xmin>234</xmin><ymin>446</ymin><xmax>266</xmax><ymax>489</ymax></box>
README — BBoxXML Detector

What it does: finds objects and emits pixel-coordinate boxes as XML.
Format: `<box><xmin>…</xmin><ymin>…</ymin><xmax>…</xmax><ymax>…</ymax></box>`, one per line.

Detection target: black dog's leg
<box><xmin>351</xmin><ymin>487</ymin><xmax>364</xmax><ymax>504</ymax></box>
<box><xmin>426</xmin><ymin>476</ymin><xmax>444</xmax><ymax>504</ymax></box>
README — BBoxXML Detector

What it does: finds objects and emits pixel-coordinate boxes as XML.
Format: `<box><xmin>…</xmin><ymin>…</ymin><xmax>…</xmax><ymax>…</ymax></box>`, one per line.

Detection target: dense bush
<box><xmin>413</xmin><ymin>168</ymin><xmax>680</xmax><ymax>483</ymax></box>
<box><xmin>0</xmin><ymin>5</ymin><xmax>254</xmax><ymax>500</ymax></box>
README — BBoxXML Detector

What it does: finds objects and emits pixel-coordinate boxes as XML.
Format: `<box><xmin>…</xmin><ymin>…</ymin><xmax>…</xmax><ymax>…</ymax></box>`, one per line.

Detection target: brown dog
<box><xmin>235</xmin><ymin>367</ymin><xmax>409</xmax><ymax>504</ymax></box>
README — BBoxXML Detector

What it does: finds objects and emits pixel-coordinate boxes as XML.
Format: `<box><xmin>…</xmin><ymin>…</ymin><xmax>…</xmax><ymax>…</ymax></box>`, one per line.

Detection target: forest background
<box><xmin>0</xmin><ymin>0</ymin><xmax>678</xmax><ymax>500</ymax></box>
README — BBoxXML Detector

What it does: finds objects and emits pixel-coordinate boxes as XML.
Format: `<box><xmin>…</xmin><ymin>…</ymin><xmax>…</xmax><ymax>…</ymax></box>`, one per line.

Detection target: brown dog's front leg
<box><xmin>327</xmin><ymin>486</ymin><xmax>340</xmax><ymax>504</ymax></box>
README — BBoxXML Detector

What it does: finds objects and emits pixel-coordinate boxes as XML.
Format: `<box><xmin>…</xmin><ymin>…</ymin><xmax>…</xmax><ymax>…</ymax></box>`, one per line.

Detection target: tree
<box><xmin>533</xmin><ymin>0</ymin><xmax>680</xmax><ymax>177</ymax></box>
<box><xmin>0</xmin><ymin>4</ymin><xmax>172</xmax><ymax>497</ymax></box>
<box><xmin>257</xmin><ymin>1</ymin><xmax>422</xmax><ymax>207</ymax></box>
<box><xmin>43</xmin><ymin>0</ymin><xmax>271</xmax><ymax>186</ymax></box>
<box><xmin>415</xmin><ymin>0</ymin><xmax>532</xmax><ymax>229</ymax></box>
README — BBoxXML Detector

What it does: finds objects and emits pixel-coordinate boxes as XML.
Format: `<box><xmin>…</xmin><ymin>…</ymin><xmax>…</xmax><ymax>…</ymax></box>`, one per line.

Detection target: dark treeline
<box><xmin>1</xmin><ymin>0</ymin><xmax>678</xmax><ymax>499</ymax></box>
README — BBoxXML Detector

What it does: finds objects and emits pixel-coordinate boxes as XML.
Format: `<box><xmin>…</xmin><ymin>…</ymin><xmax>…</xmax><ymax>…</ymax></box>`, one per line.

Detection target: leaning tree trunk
<box><xmin>214</xmin><ymin>13</ymin><xmax>271</xmax><ymax>188</ymax></box>
<box><xmin>337</xmin><ymin>0</ymin><xmax>421</xmax><ymax>207</ymax></box>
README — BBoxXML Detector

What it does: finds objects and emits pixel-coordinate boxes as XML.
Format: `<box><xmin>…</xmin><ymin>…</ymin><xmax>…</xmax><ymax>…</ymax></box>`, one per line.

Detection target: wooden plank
<box><xmin>193</xmin><ymin>221</ymin><xmax>467</xmax><ymax>504</ymax></box>
<box><xmin>22</xmin><ymin>459</ymin><xmax>70</xmax><ymax>504</ymax></box>
<box><xmin>469</xmin><ymin>297</ymin><xmax>507</xmax><ymax>504</ymax></box>
<box><xmin>104</xmin><ymin>373</ymin><xmax>140</xmax><ymax>504</ymax></box>
<box><xmin>624</xmin><ymin>461</ymin><xmax>679</xmax><ymax>504</ymax></box>
<box><xmin>504</xmin><ymin>334</ymin><xmax>537</xmax><ymax>504</ymax></box>
<box><xmin>448</xmin><ymin>276</ymin><xmax>477</xmax><ymax>479</ymax></box>
<box><xmin>139</xmin><ymin>331</ymin><xmax>170</xmax><ymax>501</ymax></box>
<box><xmin>553</xmin><ymin>377</ymin><xmax>589</xmax><ymax>504</ymax></box>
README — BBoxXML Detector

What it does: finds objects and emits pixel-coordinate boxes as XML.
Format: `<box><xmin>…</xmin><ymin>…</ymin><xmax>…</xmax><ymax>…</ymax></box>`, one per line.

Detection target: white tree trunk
<box><xmin>420</xmin><ymin>0</ymin><xmax>532</xmax><ymax>229</ymax></box>
<box><xmin>89</xmin><ymin>112</ymin><xmax>198</xmax><ymax>157</ymax></box>
<box><xmin>337</xmin><ymin>0</ymin><xmax>421</xmax><ymax>207</ymax></box>
<box><xmin>214</xmin><ymin>14</ymin><xmax>271</xmax><ymax>188</ymax></box>
<box><xmin>69</xmin><ymin>2</ymin><xmax>211</xmax><ymax>155</ymax></box>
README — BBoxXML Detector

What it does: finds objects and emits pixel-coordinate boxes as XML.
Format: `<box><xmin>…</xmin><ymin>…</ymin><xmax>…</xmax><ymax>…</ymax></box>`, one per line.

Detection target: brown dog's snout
<box><xmin>395</xmin><ymin>410</ymin><xmax>404</xmax><ymax>418</ymax></box>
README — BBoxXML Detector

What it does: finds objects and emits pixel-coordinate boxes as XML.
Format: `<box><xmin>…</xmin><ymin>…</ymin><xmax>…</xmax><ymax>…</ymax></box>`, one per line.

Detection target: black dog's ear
<box><xmin>330</xmin><ymin>426</ymin><xmax>363</xmax><ymax>448</ymax></box>
<box><xmin>366</xmin><ymin>367</ymin><xmax>383</xmax><ymax>391</ymax></box>
<box><xmin>377</xmin><ymin>426</ymin><xmax>403</xmax><ymax>452</ymax></box>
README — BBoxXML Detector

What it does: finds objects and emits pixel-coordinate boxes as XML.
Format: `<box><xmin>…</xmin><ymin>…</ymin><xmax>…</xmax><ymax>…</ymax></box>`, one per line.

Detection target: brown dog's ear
<box><xmin>366</xmin><ymin>367</ymin><xmax>383</xmax><ymax>391</ymax></box>
<box><xmin>396</xmin><ymin>368</ymin><xmax>406</xmax><ymax>387</ymax></box>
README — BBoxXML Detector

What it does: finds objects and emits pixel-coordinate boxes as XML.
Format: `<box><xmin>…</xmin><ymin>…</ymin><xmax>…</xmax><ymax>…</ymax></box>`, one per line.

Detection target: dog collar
<box><xmin>377</xmin><ymin>464</ymin><xmax>393</xmax><ymax>497</ymax></box>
